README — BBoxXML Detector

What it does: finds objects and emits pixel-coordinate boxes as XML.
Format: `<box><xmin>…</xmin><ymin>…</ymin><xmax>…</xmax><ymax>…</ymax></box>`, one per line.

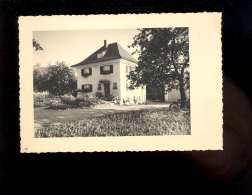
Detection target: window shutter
<box><xmin>100</xmin><ymin>66</ymin><xmax>103</xmax><ymax>74</ymax></box>
<box><xmin>90</xmin><ymin>84</ymin><xmax>93</xmax><ymax>92</ymax></box>
<box><xmin>81</xmin><ymin>69</ymin><xmax>84</xmax><ymax>76</ymax></box>
<box><xmin>110</xmin><ymin>65</ymin><xmax>113</xmax><ymax>73</ymax></box>
<box><xmin>82</xmin><ymin>85</ymin><xmax>84</xmax><ymax>90</ymax></box>
<box><xmin>89</xmin><ymin>68</ymin><xmax>92</xmax><ymax>75</ymax></box>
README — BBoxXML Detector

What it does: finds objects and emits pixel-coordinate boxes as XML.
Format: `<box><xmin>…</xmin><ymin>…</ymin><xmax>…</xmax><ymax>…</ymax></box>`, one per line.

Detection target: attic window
<box><xmin>97</xmin><ymin>50</ymin><xmax>108</xmax><ymax>58</ymax></box>
<box><xmin>97</xmin><ymin>53</ymin><xmax>103</xmax><ymax>58</ymax></box>
<box><xmin>102</xmin><ymin>50</ymin><xmax>107</xmax><ymax>56</ymax></box>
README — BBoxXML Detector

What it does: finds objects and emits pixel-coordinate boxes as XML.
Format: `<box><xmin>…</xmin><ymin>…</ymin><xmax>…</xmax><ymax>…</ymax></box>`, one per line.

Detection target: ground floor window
<box><xmin>82</xmin><ymin>84</ymin><xmax>92</xmax><ymax>92</ymax></box>
<box><xmin>113</xmin><ymin>82</ymin><xmax>117</xmax><ymax>89</ymax></box>
<box><xmin>97</xmin><ymin>83</ymin><xmax>101</xmax><ymax>90</ymax></box>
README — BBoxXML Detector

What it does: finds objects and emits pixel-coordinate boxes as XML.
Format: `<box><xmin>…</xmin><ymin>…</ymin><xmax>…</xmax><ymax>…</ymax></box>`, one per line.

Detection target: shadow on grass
<box><xmin>34</xmin><ymin>104</ymin><xmax>169</xmax><ymax>130</ymax></box>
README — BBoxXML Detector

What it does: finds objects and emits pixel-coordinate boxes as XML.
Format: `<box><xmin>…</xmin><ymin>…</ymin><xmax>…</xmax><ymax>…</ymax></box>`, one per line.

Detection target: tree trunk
<box><xmin>179</xmin><ymin>83</ymin><xmax>186</xmax><ymax>108</ymax></box>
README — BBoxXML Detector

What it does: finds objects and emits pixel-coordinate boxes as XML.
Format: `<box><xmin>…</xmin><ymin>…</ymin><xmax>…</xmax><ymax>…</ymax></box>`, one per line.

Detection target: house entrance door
<box><xmin>104</xmin><ymin>83</ymin><xmax>110</xmax><ymax>99</ymax></box>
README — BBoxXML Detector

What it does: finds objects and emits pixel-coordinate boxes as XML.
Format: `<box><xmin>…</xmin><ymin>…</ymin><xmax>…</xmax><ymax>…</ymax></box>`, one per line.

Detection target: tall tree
<box><xmin>33</xmin><ymin>63</ymin><xmax>47</xmax><ymax>92</ymax></box>
<box><xmin>33</xmin><ymin>39</ymin><xmax>43</xmax><ymax>51</ymax></box>
<box><xmin>33</xmin><ymin>62</ymin><xmax>77</xmax><ymax>96</ymax></box>
<box><xmin>128</xmin><ymin>28</ymin><xmax>189</xmax><ymax>108</ymax></box>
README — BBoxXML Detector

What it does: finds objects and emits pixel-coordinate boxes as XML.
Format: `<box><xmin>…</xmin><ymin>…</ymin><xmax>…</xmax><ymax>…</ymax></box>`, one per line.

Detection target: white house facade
<box><xmin>71</xmin><ymin>40</ymin><xmax>146</xmax><ymax>105</ymax></box>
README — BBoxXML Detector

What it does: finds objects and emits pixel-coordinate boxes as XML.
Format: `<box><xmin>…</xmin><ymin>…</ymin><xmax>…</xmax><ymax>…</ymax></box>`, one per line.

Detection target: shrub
<box><xmin>45</xmin><ymin>99</ymin><xmax>69</xmax><ymax>109</ymax></box>
<box><xmin>34</xmin><ymin>91</ymin><xmax>50</xmax><ymax>107</ymax></box>
<box><xmin>77</xmin><ymin>95</ymin><xmax>102</xmax><ymax>108</ymax></box>
<box><xmin>34</xmin><ymin>102</ymin><xmax>47</xmax><ymax>107</ymax></box>
<box><xmin>108</xmin><ymin>92</ymin><xmax>119</xmax><ymax>101</ymax></box>
<box><xmin>34</xmin><ymin>91</ymin><xmax>49</xmax><ymax>102</ymax></box>
<box><xmin>60</xmin><ymin>94</ymin><xmax>79</xmax><ymax>108</ymax></box>
<box><xmin>95</xmin><ymin>91</ymin><xmax>103</xmax><ymax>98</ymax></box>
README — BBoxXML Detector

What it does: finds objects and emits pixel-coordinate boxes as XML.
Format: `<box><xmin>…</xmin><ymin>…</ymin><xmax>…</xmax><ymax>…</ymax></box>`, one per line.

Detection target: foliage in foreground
<box><xmin>34</xmin><ymin>92</ymin><xmax>103</xmax><ymax>109</ymax></box>
<box><xmin>35</xmin><ymin>109</ymin><xmax>190</xmax><ymax>137</ymax></box>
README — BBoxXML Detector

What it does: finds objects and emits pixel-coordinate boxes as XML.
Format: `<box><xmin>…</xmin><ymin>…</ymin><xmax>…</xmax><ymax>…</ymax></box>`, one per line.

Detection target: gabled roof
<box><xmin>71</xmin><ymin>42</ymin><xmax>137</xmax><ymax>67</ymax></box>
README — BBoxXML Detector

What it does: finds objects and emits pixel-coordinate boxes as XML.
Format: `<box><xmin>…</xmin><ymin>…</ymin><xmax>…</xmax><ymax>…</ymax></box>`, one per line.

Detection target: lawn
<box><xmin>35</xmin><ymin>108</ymin><xmax>190</xmax><ymax>137</ymax></box>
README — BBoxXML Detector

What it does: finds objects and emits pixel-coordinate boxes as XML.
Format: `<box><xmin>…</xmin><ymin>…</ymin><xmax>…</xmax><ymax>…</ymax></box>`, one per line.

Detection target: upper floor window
<box><xmin>81</xmin><ymin>68</ymin><xmax>92</xmax><ymax>77</ymax></box>
<box><xmin>100</xmin><ymin>65</ymin><xmax>113</xmax><ymax>75</ymax></box>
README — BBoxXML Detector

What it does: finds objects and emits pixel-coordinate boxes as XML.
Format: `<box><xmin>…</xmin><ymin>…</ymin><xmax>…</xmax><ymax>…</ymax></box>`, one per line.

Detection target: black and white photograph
<box><xmin>33</xmin><ymin>28</ymin><xmax>190</xmax><ymax>138</ymax></box>
<box><xmin>19</xmin><ymin>13</ymin><xmax>222</xmax><ymax>152</ymax></box>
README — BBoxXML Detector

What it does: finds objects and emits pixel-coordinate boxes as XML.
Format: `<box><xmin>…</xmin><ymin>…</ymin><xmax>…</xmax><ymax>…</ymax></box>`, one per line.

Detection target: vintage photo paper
<box><xmin>19</xmin><ymin>13</ymin><xmax>222</xmax><ymax>153</ymax></box>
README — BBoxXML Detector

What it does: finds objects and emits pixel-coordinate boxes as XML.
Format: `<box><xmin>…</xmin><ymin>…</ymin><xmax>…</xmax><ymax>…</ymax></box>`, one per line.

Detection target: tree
<box><xmin>33</xmin><ymin>63</ymin><xmax>48</xmax><ymax>92</ymax></box>
<box><xmin>128</xmin><ymin>28</ymin><xmax>189</xmax><ymax>108</ymax></box>
<box><xmin>33</xmin><ymin>62</ymin><xmax>77</xmax><ymax>96</ymax></box>
<box><xmin>33</xmin><ymin>39</ymin><xmax>43</xmax><ymax>51</ymax></box>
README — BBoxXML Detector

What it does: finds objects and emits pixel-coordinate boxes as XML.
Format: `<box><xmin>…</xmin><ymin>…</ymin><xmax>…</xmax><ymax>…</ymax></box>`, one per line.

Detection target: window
<box><xmin>83</xmin><ymin>85</ymin><xmax>90</xmax><ymax>89</ymax></box>
<box><xmin>84</xmin><ymin>68</ymin><xmax>89</xmax><ymax>74</ymax></box>
<box><xmin>97</xmin><ymin>53</ymin><xmax>103</xmax><ymax>58</ymax></box>
<box><xmin>113</xmin><ymin>83</ymin><xmax>117</xmax><ymax>89</ymax></box>
<box><xmin>97</xmin><ymin>83</ymin><xmax>101</xmax><ymax>90</ymax></box>
<box><xmin>100</xmin><ymin>65</ymin><xmax>113</xmax><ymax>75</ymax></box>
<box><xmin>103</xmin><ymin>65</ymin><xmax>110</xmax><ymax>71</ymax></box>
<box><xmin>81</xmin><ymin>84</ymin><xmax>92</xmax><ymax>92</ymax></box>
<box><xmin>97</xmin><ymin>50</ymin><xmax>107</xmax><ymax>58</ymax></box>
<box><xmin>81</xmin><ymin>68</ymin><xmax>92</xmax><ymax>77</ymax></box>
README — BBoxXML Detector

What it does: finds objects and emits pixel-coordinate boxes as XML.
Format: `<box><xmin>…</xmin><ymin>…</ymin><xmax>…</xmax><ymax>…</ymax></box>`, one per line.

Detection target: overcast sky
<box><xmin>33</xmin><ymin>29</ymin><xmax>139</xmax><ymax>67</ymax></box>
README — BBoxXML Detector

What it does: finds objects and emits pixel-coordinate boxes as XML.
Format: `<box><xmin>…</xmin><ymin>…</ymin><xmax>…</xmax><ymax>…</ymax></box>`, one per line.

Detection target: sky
<box><xmin>33</xmin><ymin>29</ymin><xmax>139</xmax><ymax>67</ymax></box>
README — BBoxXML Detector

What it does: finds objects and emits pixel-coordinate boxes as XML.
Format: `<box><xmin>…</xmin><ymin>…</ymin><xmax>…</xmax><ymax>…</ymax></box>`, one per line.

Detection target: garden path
<box><xmin>34</xmin><ymin>101</ymin><xmax>169</xmax><ymax>130</ymax></box>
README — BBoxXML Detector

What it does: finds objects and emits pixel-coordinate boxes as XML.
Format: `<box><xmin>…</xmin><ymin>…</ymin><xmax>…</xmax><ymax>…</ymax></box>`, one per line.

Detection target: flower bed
<box><xmin>34</xmin><ymin>92</ymin><xmax>103</xmax><ymax>109</ymax></box>
<box><xmin>35</xmin><ymin>109</ymin><xmax>190</xmax><ymax>137</ymax></box>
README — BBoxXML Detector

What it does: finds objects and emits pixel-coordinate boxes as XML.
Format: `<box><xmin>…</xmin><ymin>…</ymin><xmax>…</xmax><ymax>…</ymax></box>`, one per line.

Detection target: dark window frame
<box><xmin>81</xmin><ymin>84</ymin><xmax>93</xmax><ymax>92</ymax></box>
<box><xmin>97</xmin><ymin>83</ymin><xmax>101</xmax><ymax>90</ymax></box>
<box><xmin>81</xmin><ymin>68</ymin><xmax>92</xmax><ymax>77</ymax></box>
<box><xmin>113</xmin><ymin>82</ymin><xmax>118</xmax><ymax>89</ymax></box>
<box><xmin>100</xmin><ymin>65</ymin><xmax>113</xmax><ymax>75</ymax></box>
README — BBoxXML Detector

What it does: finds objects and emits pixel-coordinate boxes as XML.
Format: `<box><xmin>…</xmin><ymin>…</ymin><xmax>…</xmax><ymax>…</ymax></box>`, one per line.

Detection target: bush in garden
<box><xmin>108</xmin><ymin>92</ymin><xmax>119</xmax><ymax>101</ymax></box>
<box><xmin>34</xmin><ymin>91</ymin><xmax>49</xmax><ymax>102</ymax></box>
<box><xmin>95</xmin><ymin>91</ymin><xmax>103</xmax><ymax>98</ymax></box>
<box><xmin>77</xmin><ymin>95</ymin><xmax>102</xmax><ymax>108</ymax></box>
<box><xmin>60</xmin><ymin>94</ymin><xmax>79</xmax><ymax>108</ymax></box>
<box><xmin>34</xmin><ymin>102</ymin><xmax>47</xmax><ymax>107</ymax></box>
<box><xmin>34</xmin><ymin>91</ymin><xmax>50</xmax><ymax>107</ymax></box>
<box><xmin>45</xmin><ymin>99</ymin><xmax>69</xmax><ymax>109</ymax></box>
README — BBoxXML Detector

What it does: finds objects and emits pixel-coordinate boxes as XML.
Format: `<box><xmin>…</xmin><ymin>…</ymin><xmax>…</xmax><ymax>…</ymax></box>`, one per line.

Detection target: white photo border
<box><xmin>19</xmin><ymin>13</ymin><xmax>223</xmax><ymax>153</ymax></box>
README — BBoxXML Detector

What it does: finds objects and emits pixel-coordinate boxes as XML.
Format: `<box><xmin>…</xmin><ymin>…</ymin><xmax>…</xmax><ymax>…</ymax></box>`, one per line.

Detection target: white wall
<box><xmin>164</xmin><ymin>88</ymin><xmax>190</xmax><ymax>102</ymax></box>
<box><xmin>74</xmin><ymin>58</ymin><xmax>146</xmax><ymax>104</ymax></box>
<box><xmin>119</xmin><ymin>59</ymin><xmax>146</xmax><ymax>104</ymax></box>
<box><xmin>75</xmin><ymin>59</ymin><xmax>121</xmax><ymax>97</ymax></box>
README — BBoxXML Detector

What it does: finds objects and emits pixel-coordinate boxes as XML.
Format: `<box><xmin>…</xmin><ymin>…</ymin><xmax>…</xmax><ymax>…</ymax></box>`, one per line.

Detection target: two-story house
<box><xmin>71</xmin><ymin>40</ymin><xmax>146</xmax><ymax>105</ymax></box>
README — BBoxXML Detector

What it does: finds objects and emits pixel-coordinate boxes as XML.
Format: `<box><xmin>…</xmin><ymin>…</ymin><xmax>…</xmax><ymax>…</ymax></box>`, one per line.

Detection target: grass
<box><xmin>35</xmin><ymin>109</ymin><xmax>190</xmax><ymax>137</ymax></box>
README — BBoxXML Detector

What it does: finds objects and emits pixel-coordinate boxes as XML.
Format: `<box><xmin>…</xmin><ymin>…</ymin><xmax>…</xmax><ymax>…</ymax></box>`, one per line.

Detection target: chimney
<box><xmin>104</xmin><ymin>40</ymin><xmax>107</xmax><ymax>48</ymax></box>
